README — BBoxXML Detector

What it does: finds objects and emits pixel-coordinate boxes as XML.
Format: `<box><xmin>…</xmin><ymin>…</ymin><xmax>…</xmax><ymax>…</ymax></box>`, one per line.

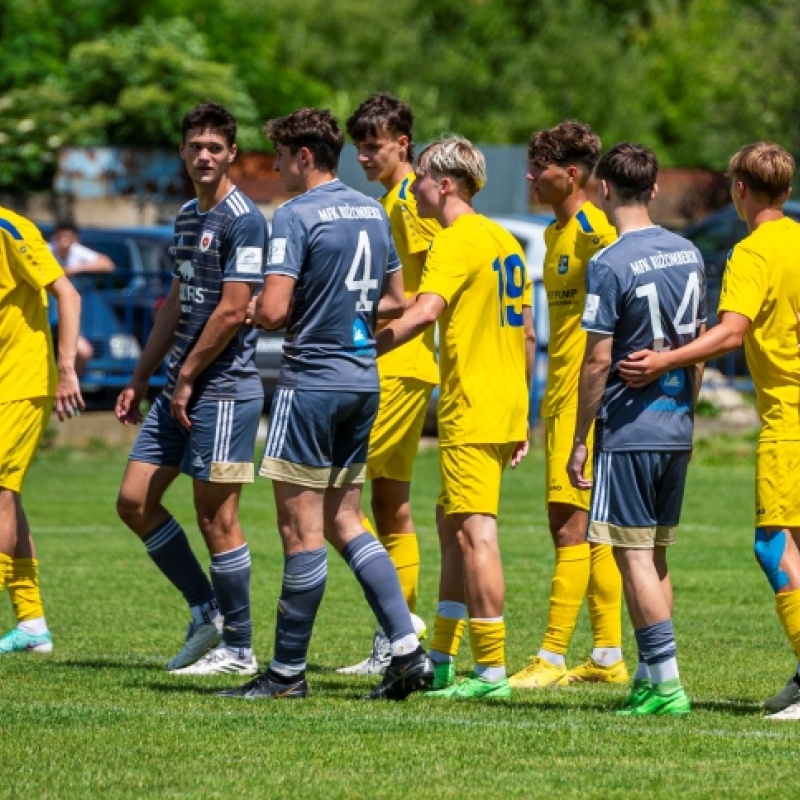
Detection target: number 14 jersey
<box><xmin>266</xmin><ymin>179</ymin><xmax>400</xmax><ymax>392</ymax></box>
<box><xmin>419</xmin><ymin>213</ymin><xmax>531</xmax><ymax>446</ymax></box>
<box><xmin>582</xmin><ymin>226</ymin><xmax>706</xmax><ymax>452</ymax></box>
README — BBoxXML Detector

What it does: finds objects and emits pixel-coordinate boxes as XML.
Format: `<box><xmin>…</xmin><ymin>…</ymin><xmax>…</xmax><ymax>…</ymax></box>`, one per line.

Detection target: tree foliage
<box><xmin>2</xmin><ymin>0</ymin><xmax>800</xmax><ymax>190</ymax></box>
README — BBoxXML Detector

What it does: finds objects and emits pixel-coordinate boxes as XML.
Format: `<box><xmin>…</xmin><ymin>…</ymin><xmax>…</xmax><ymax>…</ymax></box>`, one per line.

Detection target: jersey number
<box><xmin>635</xmin><ymin>272</ymin><xmax>700</xmax><ymax>351</ymax></box>
<box><xmin>345</xmin><ymin>230</ymin><xmax>378</xmax><ymax>313</ymax></box>
<box><xmin>492</xmin><ymin>254</ymin><xmax>525</xmax><ymax>328</ymax></box>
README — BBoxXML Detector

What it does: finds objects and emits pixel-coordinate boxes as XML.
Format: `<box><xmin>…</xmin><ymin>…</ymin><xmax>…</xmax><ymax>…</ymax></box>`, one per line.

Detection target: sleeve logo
<box><xmin>236</xmin><ymin>246</ymin><xmax>263</xmax><ymax>274</ymax></box>
<box><xmin>269</xmin><ymin>237</ymin><xmax>287</xmax><ymax>265</ymax></box>
<box><xmin>583</xmin><ymin>293</ymin><xmax>600</xmax><ymax>322</ymax></box>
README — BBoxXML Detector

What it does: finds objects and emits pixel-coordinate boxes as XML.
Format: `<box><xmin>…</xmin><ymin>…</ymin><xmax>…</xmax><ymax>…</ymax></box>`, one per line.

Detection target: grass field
<box><xmin>2</xmin><ymin>435</ymin><xmax>799</xmax><ymax>798</ymax></box>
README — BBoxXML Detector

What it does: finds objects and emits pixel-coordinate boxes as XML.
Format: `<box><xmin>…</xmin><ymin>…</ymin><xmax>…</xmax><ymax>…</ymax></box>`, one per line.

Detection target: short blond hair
<box><xmin>416</xmin><ymin>136</ymin><xmax>487</xmax><ymax>197</ymax></box>
<box><xmin>728</xmin><ymin>142</ymin><xmax>794</xmax><ymax>203</ymax></box>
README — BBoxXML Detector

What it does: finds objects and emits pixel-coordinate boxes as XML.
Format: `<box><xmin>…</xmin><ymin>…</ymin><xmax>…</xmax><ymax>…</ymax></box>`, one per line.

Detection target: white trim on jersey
<box><xmin>264</xmin><ymin>389</ymin><xmax>295</xmax><ymax>459</ymax></box>
<box><xmin>591</xmin><ymin>452</ymin><xmax>611</xmax><ymax>523</ymax></box>
<box><xmin>213</xmin><ymin>401</ymin><xmax>235</xmax><ymax>463</ymax></box>
<box><xmin>227</xmin><ymin>191</ymin><xmax>249</xmax><ymax>217</ymax></box>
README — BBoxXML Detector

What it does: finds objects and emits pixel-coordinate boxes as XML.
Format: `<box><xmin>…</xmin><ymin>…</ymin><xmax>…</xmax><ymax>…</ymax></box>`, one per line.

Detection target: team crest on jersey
<box><xmin>558</xmin><ymin>255</ymin><xmax>569</xmax><ymax>275</ymax></box>
<box><xmin>592</xmin><ymin>236</ymin><xmax>600</xmax><ymax>245</ymax></box>
<box><xmin>199</xmin><ymin>230</ymin><xmax>214</xmax><ymax>251</ymax></box>
<box><xmin>659</xmin><ymin>369</ymin><xmax>686</xmax><ymax>397</ymax></box>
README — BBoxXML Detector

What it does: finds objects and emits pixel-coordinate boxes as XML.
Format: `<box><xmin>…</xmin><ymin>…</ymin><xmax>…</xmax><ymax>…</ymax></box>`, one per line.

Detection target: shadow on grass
<box><xmin>144</xmin><ymin>674</ymin><xmax>366</xmax><ymax>700</ymax></box>
<box><xmin>692</xmin><ymin>698</ymin><xmax>764</xmax><ymax>716</ymax></box>
<box><xmin>51</xmin><ymin>657</ymin><xmax>165</xmax><ymax>671</ymax></box>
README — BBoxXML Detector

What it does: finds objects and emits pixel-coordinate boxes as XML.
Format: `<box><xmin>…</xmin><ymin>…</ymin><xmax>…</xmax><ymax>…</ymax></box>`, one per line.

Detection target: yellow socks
<box><xmin>0</xmin><ymin>552</ymin><xmax>11</xmax><ymax>594</ymax></box>
<box><xmin>587</xmin><ymin>543</ymin><xmax>623</xmax><ymax>649</ymax></box>
<box><xmin>776</xmin><ymin>588</ymin><xmax>800</xmax><ymax>660</ymax></box>
<box><xmin>361</xmin><ymin>515</ymin><xmax>377</xmax><ymax>537</ymax></box>
<box><xmin>469</xmin><ymin>618</ymin><xmax>506</xmax><ymax>671</ymax></box>
<box><xmin>379</xmin><ymin>532</ymin><xmax>420</xmax><ymax>613</ymax></box>
<box><xmin>431</xmin><ymin>613</ymin><xmax>466</xmax><ymax>658</ymax></box>
<box><xmin>6</xmin><ymin>558</ymin><xmax>45</xmax><ymax>622</ymax></box>
<box><xmin>542</xmin><ymin>543</ymin><xmax>591</xmax><ymax>654</ymax></box>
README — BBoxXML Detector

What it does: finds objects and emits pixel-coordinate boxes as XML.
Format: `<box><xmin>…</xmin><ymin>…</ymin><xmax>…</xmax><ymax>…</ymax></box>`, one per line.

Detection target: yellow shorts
<box><xmin>756</xmin><ymin>440</ymin><xmax>800</xmax><ymax>527</ymax></box>
<box><xmin>437</xmin><ymin>443</ymin><xmax>516</xmax><ymax>517</ymax></box>
<box><xmin>0</xmin><ymin>398</ymin><xmax>54</xmax><ymax>493</ymax></box>
<box><xmin>544</xmin><ymin>410</ymin><xmax>593</xmax><ymax>510</ymax></box>
<box><xmin>367</xmin><ymin>377</ymin><xmax>435</xmax><ymax>482</ymax></box>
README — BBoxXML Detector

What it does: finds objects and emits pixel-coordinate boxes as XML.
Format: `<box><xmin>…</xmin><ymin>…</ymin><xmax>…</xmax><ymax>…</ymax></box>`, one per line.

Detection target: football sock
<box><xmin>341</xmin><ymin>532</ymin><xmax>417</xmax><ymax>653</ymax></box>
<box><xmin>271</xmin><ymin>547</ymin><xmax>327</xmax><ymax>677</ymax></box>
<box><xmin>635</xmin><ymin>619</ymin><xmax>681</xmax><ymax>694</ymax></box>
<box><xmin>361</xmin><ymin>515</ymin><xmax>377</xmax><ymax>537</ymax></box>
<box><xmin>142</xmin><ymin>517</ymin><xmax>215</xmax><ymax>608</ymax></box>
<box><xmin>431</xmin><ymin>601</ymin><xmax>468</xmax><ymax>662</ymax></box>
<box><xmin>541</xmin><ymin>543</ymin><xmax>591</xmax><ymax>655</ymax></box>
<box><xmin>210</xmin><ymin>543</ymin><xmax>253</xmax><ymax>652</ymax></box>
<box><xmin>379</xmin><ymin>532</ymin><xmax>420</xmax><ymax>613</ymax></box>
<box><xmin>537</xmin><ymin>648</ymin><xmax>566</xmax><ymax>668</ymax></box>
<box><xmin>587</xmin><ymin>543</ymin><xmax>623</xmax><ymax>651</ymax></box>
<box><xmin>18</xmin><ymin>617</ymin><xmax>48</xmax><ymax>635</ymax></box>
<box><xmin>0</xmin><ymin>552</ymin><xmax>10</xmax><ymax>594</ymax></box>
<box><xmin>6</xmin><ymin>558</ymin><xmax>45</xmax><ymax>622</ymax></box>
<box><xmin>775</xmin><ymin>588</ymin><xmax>800</xmax><ymax>661</ymax></box>
<box><xmin>634</xmin><ymin>651</ymin><xmax>649</xmax><ymax>682</ymax></box>
<box><xmin>591</xmin><ymin>647</ymin><xmax>623</xmax><ymax>667</ymax></box>
<box><xmin>469</xmin><ymin>618</ymin><xmax>506</xmax><ymax>682</ymax></box>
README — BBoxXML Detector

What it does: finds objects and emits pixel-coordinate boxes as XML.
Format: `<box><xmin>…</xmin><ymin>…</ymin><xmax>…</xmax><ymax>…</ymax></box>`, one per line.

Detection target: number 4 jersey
<box><xmin>266</xmin><ymin>179</ymin><xmax>400</xmax><ymax>392</ymax></box>
<box><xmin>419</xmin><ymin>213</ymin><xmax>532</xmax><ymax>446</ymax></box>
<box><xmin>582</xmin><ymin>226</ymin><xmax>706</xmax><ymax>452</ymax></box>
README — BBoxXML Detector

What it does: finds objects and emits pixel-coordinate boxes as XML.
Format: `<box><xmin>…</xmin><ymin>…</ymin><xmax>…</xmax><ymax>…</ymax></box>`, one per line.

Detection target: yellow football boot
<box><xmin>508</xmin><ymin>656</ymin><xmax>566</xmax><ymax>688</ymax></box>
<box><xmin>558</xmin><ymin>657</ymin><xmax>629</xmax><ymax>685</ymax></box>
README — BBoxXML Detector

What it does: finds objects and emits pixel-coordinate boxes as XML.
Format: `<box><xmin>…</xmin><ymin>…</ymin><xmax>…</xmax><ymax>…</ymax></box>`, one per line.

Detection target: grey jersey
<box><xmin>581</xmin><ymin>226</ymin><xmax>706</xmax><ymax>451</ymax></box>
<box><xmin>266</xmin><ymin>179</ymin><xmax>400</xmax><ymax>391</ymax></box>
<box><xmin>166</xmin><ymin>188</ymin><xmax>268</xmax><ymax>401</ymax></box>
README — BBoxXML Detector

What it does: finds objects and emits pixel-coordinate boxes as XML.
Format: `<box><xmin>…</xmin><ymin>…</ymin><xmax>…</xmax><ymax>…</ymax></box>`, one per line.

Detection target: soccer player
<box><xmin>510</xmin><ymin>121</ymin><xmax>627</xmax><ymax>689</ymax></box>
<box><xmin>567</xmin><ymin>142</ymin><xmax>706</xmax><ymax>715</ymax></box>
<box><xmin>618</xmin><ymin>142</ymin><xmax>800</xmax><ymax>719</ymax></box>
<box><xmin>219</xmin><ymin>108</ymin><xmax>431</xmax><ymax>701</ymax></box>
<box><xmin>376</xmin><ymin>137</ymin><xmax>534</xmax><ymax>700</ymax></box>
<box><xmin>337</xmin><ymin>92</ymin><xmax>440</xmax><ymax>675</ymax></box>
<box><xmin>0</xmin><ymin>206</ymin><xmax>84</xmax><ymax>653</ymax></box>
<box><xmin>115</xmin><ymin>102</ymin><xmax>267</xmax><ymax>676</ymax></box>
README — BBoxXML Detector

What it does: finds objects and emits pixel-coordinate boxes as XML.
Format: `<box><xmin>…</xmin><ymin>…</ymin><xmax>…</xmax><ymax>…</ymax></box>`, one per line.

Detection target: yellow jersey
<box><xmin>377</xmin><ymin>173</ymin><xmax>440</xmax><ymax>385</ymax></box>
<box><xmin>419</xmin><ymin>213</ymin><xmax>531</xmax><ymax>445</ymax></box>
<box><xmin>718</xmin><ymin>216</ymin><xmax>800</xmax><ymax>441</ymax></box>
<box><xmin>0</xmin><ymin>208</ymin><xmax>63</xmax><ymax>403</ymax></box>
<box><xmin>541</xmin><ymin>202</ymin><xmax>616</xmax><ymax>417</ymax></box>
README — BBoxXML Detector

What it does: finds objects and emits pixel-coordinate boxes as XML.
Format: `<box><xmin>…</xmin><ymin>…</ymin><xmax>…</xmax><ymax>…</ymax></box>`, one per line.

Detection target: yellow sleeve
<box><xmin>418</xmin><ymin>234</ymin><xmax>468</xmax><ymax>305</ymax></box>
<box><xmin>3</xmin><ymin>217</ymin><xmax>64</xmax><ymax>290</ymax></box>
<box><xmin>718</xmin><ymin>242</ymin><xmax>767</xmax><ymax>322</ymax></box>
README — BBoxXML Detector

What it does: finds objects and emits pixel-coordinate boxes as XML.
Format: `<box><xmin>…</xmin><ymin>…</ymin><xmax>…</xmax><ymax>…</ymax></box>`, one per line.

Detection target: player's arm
<box><xmin>45</xmin><ymin>275</ymin><xmax>85</xmax><ymax>421</ymax></box>
<box><xmin>253</xmin><ymin>274</ymin><xmax>296</xmax><ymax>330</ymax></box>
<box><xmin>64</xmin><ymin>246</ymin><xmax>114</xmax><ymax>275</ymax></box>
<box><xmin>376</xmin><ymin>269</ymin><xmax>406</xmax><ymax>320</ymax></box>
<box><xmin>375</xmin><ymin>293</ymin><xmax>445</xmax><ymax>356</ymax></box>
<box><xmin>619</xmin><ymin>313</ymin><xmax>749</xmax><ymax>388</ymax></box>
<box><xmin>116</xmin><ymin>278</ymin><xmax>181</xmax><ymax>424</ymax></box>
<box><xmin>567</xmin><ymin>332</ymin><xmax>613</xmax><ymax>490</ymax></box>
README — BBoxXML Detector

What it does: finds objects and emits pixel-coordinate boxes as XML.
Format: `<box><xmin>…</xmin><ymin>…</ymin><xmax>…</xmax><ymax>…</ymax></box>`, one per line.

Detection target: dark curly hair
<box><xmin>346</xmin><ymin>92</ymin><xmax>415</xmax><ymax>162</ymax></box>
<box><xmin>264</xmin><ymin>108</ymin><xmax>344</xmax><ymax>173</ymax></box>
<box><xmin>182</xmin><ymin>102</ymin><xmax>237</xmax><ymax>147</ymax></box>
<box><xmin>528</xmin><ymin>120</ymin><xmax>601</xmax><ymax>185</ymax></box>
<box><xmin>595</xmin><ymin>142</ymin><xmax>658</xmax><ymax>205</ymax></box>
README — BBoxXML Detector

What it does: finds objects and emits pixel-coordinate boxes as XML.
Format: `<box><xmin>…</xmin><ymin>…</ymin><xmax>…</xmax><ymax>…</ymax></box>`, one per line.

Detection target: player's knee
<box><xmin>115</xmin><ymin>489</ymin><xmax>143</xmax><ymax>529</ymax></box>
<box><xmin>754</xmin><ymin>528</ymin><xmax>790</xmax><ymax>593</ymax></box>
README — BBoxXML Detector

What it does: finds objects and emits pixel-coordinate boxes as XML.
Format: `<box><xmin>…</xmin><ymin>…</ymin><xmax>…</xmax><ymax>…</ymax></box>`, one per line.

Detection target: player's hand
<box><xmin>618</xmin><ymin>349</ymin><xmax>669</xmax><ymax>388</ymax></box>
<box><xmin>115</xmin><ymin>381</ymin><xmax>147</xmax><ymax>425</ymax></box>
<box><xmin>54</xmin><ymin>368</ymin><xmax>85</xmax><ymax>422</ymax></box>
<box><xmin>510</xmin><ymin>432</ymin><xmax>530</xmax><ymax>468</ymax></box>
<box><xmin>245</xmin><ymin>295</ymin><xmax>261</xmax><ymax>328</ymax></box>
<box><xmin>171</xmin><ymin>375</ymin><xmax>193</xmax><ymax>430</ymax></box>
<box><xmin>567</xmin><ymin>442</ymin><xmax>592</xmax><ymax>491</ymax></box>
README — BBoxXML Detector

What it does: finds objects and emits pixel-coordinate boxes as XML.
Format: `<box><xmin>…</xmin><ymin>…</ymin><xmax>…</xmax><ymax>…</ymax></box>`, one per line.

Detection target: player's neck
<box><xmin>747</xmin><ymin>205</ymin><xmax>784</xmax><ymax>233</ymax></box>
<box><xmin>195</xmin><ymin>175</ymin><xmax>234</xmax><ymax>213</ymax></box>
<box><xmin>608</xmin><ymin>205</ymin><xmax>654</xmax><ymax>236</ymax></box>
<box><xmin>553</xmin><ymin>191</ymin><xmax>586</xmax><ymax>229</ymax></box>
<box><xmin>440</xmin><ymin>196</ymin><xmax>475</xmax><ymax>228</ymax></box>
<box><xmin>381</xmin><ymin>161</ymin><xmax>414</xmax><ymax>193</ymax></box>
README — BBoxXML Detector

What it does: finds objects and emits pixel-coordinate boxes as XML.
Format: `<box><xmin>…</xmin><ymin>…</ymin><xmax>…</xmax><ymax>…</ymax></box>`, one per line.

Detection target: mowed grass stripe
<box><xmin>1</xmin><ymin>440</ymin><xmax>798</xmax><ymax>798</ymax></box>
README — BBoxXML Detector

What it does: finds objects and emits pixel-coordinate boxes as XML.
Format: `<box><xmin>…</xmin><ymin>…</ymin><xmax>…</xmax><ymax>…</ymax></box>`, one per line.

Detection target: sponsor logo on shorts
<box><xmin>659</xmin><ymin>369</ymin><xmax>685</xmax><ymax>397</ymax></box>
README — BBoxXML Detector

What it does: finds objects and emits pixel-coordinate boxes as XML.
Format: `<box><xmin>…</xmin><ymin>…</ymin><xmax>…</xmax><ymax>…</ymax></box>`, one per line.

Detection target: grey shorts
<box><xmin>588</xmin><ymin>450</ymin><xmax>690</xmax><ymax>548</ymax></box>
<box><xmin>129</xmin><ymin>393</ymin><xmax>261</xmax><ymax>482</ymax></box>
<box><xmin>258</xmin><ymin>388</ymin><xmax>380</xmax><ymax>488</ymax></box>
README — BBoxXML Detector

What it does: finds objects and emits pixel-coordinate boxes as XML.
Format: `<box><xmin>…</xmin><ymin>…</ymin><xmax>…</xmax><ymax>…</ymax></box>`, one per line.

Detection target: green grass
<box><xmin>1</xmin><ymin>439</ymin><xmax>798</xmax><ymax>798</ymax></box>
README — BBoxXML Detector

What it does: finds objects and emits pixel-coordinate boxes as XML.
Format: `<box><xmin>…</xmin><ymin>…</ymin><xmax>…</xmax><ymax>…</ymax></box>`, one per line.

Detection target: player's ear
<box><xmin>228</xmin><ymin>143</ymin><xmax>238</xmax><ymax>164</ymax></box>
<box><xmin>397</xmin><ymin>134</ymin><xmax>409</xmax><ymax>159</ymax></box>
<box><xmin>651</xmin><ymin>183</ymin><xmax>659</xmax><ymax>201</ymax></box>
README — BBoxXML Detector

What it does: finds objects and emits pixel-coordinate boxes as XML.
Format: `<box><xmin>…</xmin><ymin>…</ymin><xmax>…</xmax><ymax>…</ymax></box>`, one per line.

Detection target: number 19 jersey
<box><xmin>266</xmin><ymin>179</ymin><xmax>400</xmax><ymax>392</ymax></box>
<box><xmin>419</xmin><ymin>214</ymin><xmax>531</xmax><ymax>446</ymax></box>
<box><xmin>582</xmin><ymin>227</ymin><xmax>706</xmax><ymax>452</ymax></box>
